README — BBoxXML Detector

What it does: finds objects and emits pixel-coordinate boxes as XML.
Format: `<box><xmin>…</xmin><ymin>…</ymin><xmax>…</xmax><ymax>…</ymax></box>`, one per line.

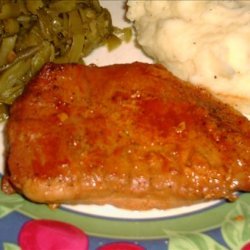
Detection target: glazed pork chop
<box><xmin>2</xmin><ymin>62</ymin><xmax>250</xmax><ymax>210</ymax></box>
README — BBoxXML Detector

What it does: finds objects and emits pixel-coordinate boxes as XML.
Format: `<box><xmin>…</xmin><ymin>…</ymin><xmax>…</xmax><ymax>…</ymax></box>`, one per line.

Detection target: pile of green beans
<box><xmin>0</xmin><ymin>0</ymin><xmax>129</xmax><ymax>121</ymax></box>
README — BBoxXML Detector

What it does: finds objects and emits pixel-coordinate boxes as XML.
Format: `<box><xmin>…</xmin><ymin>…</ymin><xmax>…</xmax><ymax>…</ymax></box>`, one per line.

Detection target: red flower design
<box><xmin>242</xmin><ymin>243</ymin><xmax>250</xmax><ymax>250</ymax></box>
<box><xmin>98</xmin><ymin>242</ymin><xmax>145</xmax><ymax>250</ymax></box>
<box><xmin>18</xmin><ymin>219</ymin><xmax>88</xmax><ymax>250</ymax></box>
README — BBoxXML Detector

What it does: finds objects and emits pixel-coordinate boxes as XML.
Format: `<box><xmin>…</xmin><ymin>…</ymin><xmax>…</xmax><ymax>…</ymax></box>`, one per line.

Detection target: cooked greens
<box><xmin>0</xmin><ymin>0</ymin><xmax>128</xmax><ymax>121</ymax></box>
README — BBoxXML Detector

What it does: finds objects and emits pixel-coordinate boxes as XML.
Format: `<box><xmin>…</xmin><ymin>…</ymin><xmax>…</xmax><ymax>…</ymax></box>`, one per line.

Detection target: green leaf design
<box><xmin>221</xmin><ymin>201</ymin><xmax>250</xmax><ymax>249</ymax></box>
<box><xmin>0</xmin><ymin>190</ymin><xmax>24</xmax><ymax>205</ymax></box>
<box><xmin>3</xmin><ymin>242</ymin><xmax>20</xmax><ymax>250</ymax></box>
<box><xmin>0</xmin><ymin>183</ymin><xmax>24</xmax><ymax>218</ymax></box>
<box><xmin>168</xmin><ymin>232</ymin><xmax>228</xmax><ymax>250</ymax></box>
<box><xmin>0</xmin><ymin>205</ymin><xmax>15</xmax><ymax>218</ymax></box>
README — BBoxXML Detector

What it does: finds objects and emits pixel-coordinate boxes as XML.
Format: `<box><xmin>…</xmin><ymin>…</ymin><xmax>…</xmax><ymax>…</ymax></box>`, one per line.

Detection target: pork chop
<box><xmin>2</xmin><ymin>62</ymin><xmax>250</xmax><ymax>210</ymax></box>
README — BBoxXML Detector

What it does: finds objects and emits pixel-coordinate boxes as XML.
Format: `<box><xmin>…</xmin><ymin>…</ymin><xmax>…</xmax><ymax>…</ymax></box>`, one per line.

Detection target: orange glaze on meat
<box><xmin>2</xmin><ymin>62</ymin><xmax>250</xmax><ymax>210</ymax></box>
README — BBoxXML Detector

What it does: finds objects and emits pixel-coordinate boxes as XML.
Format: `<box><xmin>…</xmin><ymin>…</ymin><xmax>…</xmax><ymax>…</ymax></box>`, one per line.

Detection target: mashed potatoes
<box><xmin>127</xmin><ymin>1</ymin><xmax>250</xmax><ymax>114</ymax></box>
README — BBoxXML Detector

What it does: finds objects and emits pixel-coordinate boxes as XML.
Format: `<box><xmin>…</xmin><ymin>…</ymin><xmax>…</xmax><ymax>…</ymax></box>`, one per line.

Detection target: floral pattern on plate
<box><xmin>1</xmin><ymin>183</ymin><xmax>250</xmax><ymax>250</ymax></box>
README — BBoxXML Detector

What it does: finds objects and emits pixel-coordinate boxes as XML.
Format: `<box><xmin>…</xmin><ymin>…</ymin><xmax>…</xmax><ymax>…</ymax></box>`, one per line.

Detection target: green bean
<box><xmin>25</xmin><ymin>0</ymin><xmax>44</xmax><ymax>14</ymax></box>
<box><xmin>29</xmin><ymin>41</ymin><xmax>54</xmax><ymax>77</ymax></box>
<box><xmin>3</xmin><ymin>18</ymin><xmax>19</xmax><ymax>35</ymax></box>
<box><xmin>0</xmin><ymin>46</ymin><xmax>40</xmax><ymax>72</ymax></box>
<box><xmin>49</xmin><ymin>0</ymin><xmax>77</xmax><ymax>13</ymax></box>
<box><xmin>54</xmin><ymin>34</ymin><xmax>85</xmax><ymax>63</ymax></box>
<box><xmin>0</xmin><ymin>35</ymin><xmax>17</xmax><ymax>67</ymax></box>
<box><xmin>0</xmin><ymin>59</ymin><xmax>31</xmax><ymax>104</ymax></box>
<box><xmin>0</xmin><ymin>0</ymin><xmax>131</xmax><ymax>121</ymax></box>
<box><xmin>0</xmin><ymin>3</ymin><xmax>20</xmax><ymax>20</ymax></box>
<box><xmin>106</xmin><ymin>34</ymin><xmax>122</xmax><ymax>51</ymax></box>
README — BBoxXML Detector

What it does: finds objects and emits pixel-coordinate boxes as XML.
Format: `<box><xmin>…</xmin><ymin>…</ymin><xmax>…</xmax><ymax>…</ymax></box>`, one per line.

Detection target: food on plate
<box><xmin>0</xmin><ymin>0</ymin><xmax>125</xmax><ymax>121</ymax></box>
<box><xmin>127</xmin><ymin>1</ymin><xmax>250</xmax><ymax>115</ymax></box>
<box><xmin>3</xmin><ymin>62</ymin><xmax>250</xmax><ymax>210</ymax></box>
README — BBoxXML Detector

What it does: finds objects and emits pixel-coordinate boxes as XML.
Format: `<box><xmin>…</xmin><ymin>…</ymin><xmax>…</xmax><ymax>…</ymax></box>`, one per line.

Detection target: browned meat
<box><xmin>2</xmin><ymin>62</ymin><xmax>250</xmax><ymax>210</ymax></box>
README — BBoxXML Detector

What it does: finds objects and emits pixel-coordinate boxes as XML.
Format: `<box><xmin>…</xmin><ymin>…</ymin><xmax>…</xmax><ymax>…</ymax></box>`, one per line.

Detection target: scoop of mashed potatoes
<box><xmin>127</xmin><ymin>0</ymin><xmax>250</xmax><ymax>115</ymax></box>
